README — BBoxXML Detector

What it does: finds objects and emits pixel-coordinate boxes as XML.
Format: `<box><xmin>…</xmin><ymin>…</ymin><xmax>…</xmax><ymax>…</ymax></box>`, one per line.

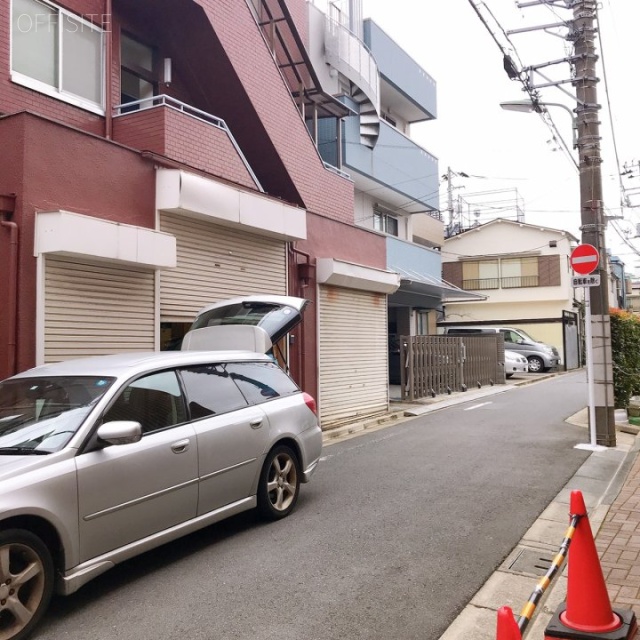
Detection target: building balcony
<box><xmin>363</xmin><ymin>19</ymin><xmax>436</xmax><ymax>122</ymax></box>
<box><xmin>112</xmin><ymin>96</ymin><xmax>260</xmax><ymax>191</ymax></box>
<box><xmin>342</xmin><ymin>117</ymin><xmax>439</xmax><ymax>213</ymax></box>
<box><xmin>324</xmin><ymin>16</ymin><xmax>379</xmax><ymax>114</ymax></box>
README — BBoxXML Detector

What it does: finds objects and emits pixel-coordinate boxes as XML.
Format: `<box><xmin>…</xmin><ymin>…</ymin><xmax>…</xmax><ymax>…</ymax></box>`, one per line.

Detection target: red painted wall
<box><xmin>0</xmin><ymin>0</ymin><xmax>106</xmax><ymax>135</ymax></box>
<box><xmin>288</xmin><ymin>213</ymin><xmax>387</xmax><ymax>400</ymax></box>
<box><xmin>112</xmin><ymin>107</ymin><xmax>258</xmax><ymax>189</ymax></box>
<box><xmin>285</xmin><ymin>0</ymin><xmax>309</xmax><ymax>46</ymax></box>
<box><xmin>0</xmin><ymin>112</ymin><xmax>156</xmax><ymax>376</ymax></box>
<box><xmin>195</xmin><ymin>0</ymin><xmax>355</xmax><ymax>224</ymax></box>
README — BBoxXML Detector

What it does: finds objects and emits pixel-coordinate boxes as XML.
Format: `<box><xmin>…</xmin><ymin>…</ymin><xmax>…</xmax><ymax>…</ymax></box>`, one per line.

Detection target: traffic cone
<box><xmin>545</xmin><ymin>490</ymin><xmax>638</xmax><ymax>640</ymax></box>
<box><xmin>497</xmin><ymin>606</ymin><xmax>522</xmax><ymax>640</ymax></box>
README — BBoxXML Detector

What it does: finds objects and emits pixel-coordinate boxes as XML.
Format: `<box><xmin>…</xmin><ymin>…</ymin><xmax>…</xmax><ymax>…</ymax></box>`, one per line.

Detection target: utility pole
<box><xmin>447</xmin><ymin>166</ymin><xmax>454</xmax><ymax>232</ymax></box>
<box><xmin>572</xmin><ymin>0</ymin><xmax>615</xmax><ymax>445</ymax></box>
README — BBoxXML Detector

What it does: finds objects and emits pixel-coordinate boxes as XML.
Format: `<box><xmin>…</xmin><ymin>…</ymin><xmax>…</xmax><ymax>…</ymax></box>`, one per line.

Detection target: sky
<box><xmin>361</xmin><ymin>0</ymin><xmax>640</xmax><ymax>273</ymax></box>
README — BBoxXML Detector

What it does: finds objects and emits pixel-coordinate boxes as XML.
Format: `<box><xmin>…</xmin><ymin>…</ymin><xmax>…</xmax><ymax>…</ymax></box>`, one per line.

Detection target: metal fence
<box><xmin>399</xmin><ymin>335</ymin><xmax>506</xmax><ymax>401</ymax></box>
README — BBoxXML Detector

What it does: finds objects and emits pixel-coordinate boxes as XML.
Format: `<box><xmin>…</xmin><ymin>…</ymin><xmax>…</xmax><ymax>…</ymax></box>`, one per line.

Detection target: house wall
<box><xmin>292</xmin><ymin>213</ymin><xmax>387</xmax><ymax>399</ymax></box>
<box><xmin>196</xmin><ymin>0</ymin><xmax>355</xmax><ymax>224</ymax></box>
<box><xmin>411</xmin><ymin>213</ymin><xmax>444</xmax><ymax>247</ymax></box>
<box><xmin>0</xmin><ymin>113</ymin><xmax>155</xmax><ymax>378</ymax></box>
<box><xmin>1</xmin><ymin>0</ymin><xmax>105</xmax><ymax>135</ymax></box>
<box><xmin>112</xmin><ymin>107</ymin><xmax>258</xmax><ymax>189</ymax></box>
<box><xmin>443</xmin><ymin>223</ymin><xmax>576</xmax><ymax>304</ymax></box>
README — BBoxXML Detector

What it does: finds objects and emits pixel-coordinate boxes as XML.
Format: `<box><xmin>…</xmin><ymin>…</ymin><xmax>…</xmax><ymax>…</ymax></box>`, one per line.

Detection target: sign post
<box><xmin>570</xmin><ymin>244</ymin><xmax>606</xmax><ymax>451</ymax></box>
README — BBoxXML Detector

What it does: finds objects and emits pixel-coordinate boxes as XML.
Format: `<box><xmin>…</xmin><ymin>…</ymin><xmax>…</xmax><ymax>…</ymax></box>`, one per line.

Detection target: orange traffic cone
<box><xmin>497</xmin><ymin>606</ymin><xmax>522</xmax><ymax>640</ymax></box>
<box><xmin>545</xmin><ymin>490</ymin><xmax>638</xmax><ymax>640</ymax></box>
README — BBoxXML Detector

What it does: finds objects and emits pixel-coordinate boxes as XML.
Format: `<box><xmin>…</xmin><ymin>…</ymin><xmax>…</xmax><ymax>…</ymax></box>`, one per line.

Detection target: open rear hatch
<box><xmin>181</xmin><ymin>295</ymin><xmax>308</xmax><ymax>353</ymax></box>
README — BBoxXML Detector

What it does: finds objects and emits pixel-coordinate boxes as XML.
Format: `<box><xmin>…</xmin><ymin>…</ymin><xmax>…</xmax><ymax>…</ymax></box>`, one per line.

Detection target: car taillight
<box><xmin>302</xmin><ymin>392</ymin><xmax>317</xmax><ymax>415</ymax></box>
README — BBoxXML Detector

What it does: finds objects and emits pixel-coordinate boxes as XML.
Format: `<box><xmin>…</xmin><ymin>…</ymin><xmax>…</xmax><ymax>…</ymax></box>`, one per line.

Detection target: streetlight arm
<box><xmin>499</xmin><ymin>100</ymin><xmax>577</xmax><ymax>149</ymax></box>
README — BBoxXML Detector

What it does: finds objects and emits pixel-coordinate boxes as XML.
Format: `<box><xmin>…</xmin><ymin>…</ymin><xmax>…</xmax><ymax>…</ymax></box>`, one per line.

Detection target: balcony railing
<box><xmin>113</xmin><ymin>95</ymin><xmax>261</xmax><ymax>189</ymax></box>
<box><xmin>462</xmin><ymin>278</ymin><xmax>500</xmax><ymax>290</ymax></box>
<box><xmin>324</xmin><ymin>16</ymin><xmax>379</xmax><ymax>112</ymax></box>
<box><xmin>462</xmin><ymin>276</ymin><xmax>540</xmax><ymax>290</ymax></box>
<box><xmin>501</xmin><ymin>275</ymin><xmax>540</xmax><ymax>288</ymax></box>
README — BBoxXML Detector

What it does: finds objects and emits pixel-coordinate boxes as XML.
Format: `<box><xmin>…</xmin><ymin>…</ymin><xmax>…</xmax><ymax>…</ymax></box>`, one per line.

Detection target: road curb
<box><xmin>438</xmin><ymin>419</ymin><xmax>640</xmax><ymax>640</ymax></box>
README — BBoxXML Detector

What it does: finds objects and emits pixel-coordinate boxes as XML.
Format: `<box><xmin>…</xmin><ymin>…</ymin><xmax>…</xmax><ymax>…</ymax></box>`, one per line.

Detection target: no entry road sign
<box><xmin>570</xmin><ymin>244</ymin><xmax>600</xmax><ymax>275</ymax></box>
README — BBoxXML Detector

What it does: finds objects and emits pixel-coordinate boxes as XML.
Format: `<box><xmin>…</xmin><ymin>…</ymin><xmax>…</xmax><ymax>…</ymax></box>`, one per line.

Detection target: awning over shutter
<box><xmin>156</xmin><ymin>169</ymin><xmax>306</xmax><ymax>241</ymax></box>
<box><xmin>389</xmin><ymin>266</ymin><xmax>487</xmax><ymax>306</ymax></box>
<box><xmin>318</xmin><ymin>285</ymin><xmax>388</xmax><ymax>426</ymax></box>
<box><xmin>43</xmin><ymin>256</ymin><xmax>156</xmax><ymax>363</ymax></box>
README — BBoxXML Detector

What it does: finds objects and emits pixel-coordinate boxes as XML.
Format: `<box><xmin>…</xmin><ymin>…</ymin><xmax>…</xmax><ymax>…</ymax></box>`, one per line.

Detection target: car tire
<box><xmin>506</xmin><ymin>373</ymin><xmax>513</xmax><ymax>379</ymax></box>
<box><xmin>257</xmin><ymin>445</ymin><xmax>301</xmax><ymax>520</ymax></box>
<box><xmin>0</xmin><ymin>529</ymin><xmax>54</xmax><ymax>640</ymax></box>
<box><xmin>527</xmin><ymin>356</ymin><xmax>545</xmax><ymax>373</ymax></box>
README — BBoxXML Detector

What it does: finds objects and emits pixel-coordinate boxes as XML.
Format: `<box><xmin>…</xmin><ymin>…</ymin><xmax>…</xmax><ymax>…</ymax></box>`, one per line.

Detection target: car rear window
<box><xmin>226</xmin><ymin>361</ymin><xmax>299</xmax><ymax>406</ymax></box>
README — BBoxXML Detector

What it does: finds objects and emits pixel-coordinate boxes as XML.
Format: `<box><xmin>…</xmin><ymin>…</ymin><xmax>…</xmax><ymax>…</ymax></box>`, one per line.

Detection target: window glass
<box><xmin>12</xmin><ymin>0</ymin><xmax>58</xmax><ymax>86</ymax></box>
<box><xmin>121</xmin><ymin>33</ymin><xmax>154</xmax><ymax>73</ymax></box>
<box><xmin>103</xmin><ymin>371</ymin><xmax>186</xmax><ymax>434</ymax></box>
<box><xmin>0</xmin><ymin>376</ymin><xmax>115</xmax><ymax>453</ymax></box>
<box><xmin>11</xmin><ymin>0</ymin><xmax>104</xmax><ymax>109</ymax></box>
<box><xmin>179</xmin><ymin>365</ymin><xmax>248</xmax><ymax>419</ymax></box>
<box><xmin>227</xmin><ymin>362</ymin><xmax>299</xmax><ymax>406</ymax></box>
<box><xmin>190</xmin><ymin>302</ymin><xmax>300</xmax><ymax>341</ymax></box>
<box><xmin>120</xmin><ymin>33</ymin><xmax>156</xmax><ymax>108</ymax></box>
<box><xmin>62</xmin><ymin>16</ymin><xmax>102</xmax><ymax>104</ymax></box>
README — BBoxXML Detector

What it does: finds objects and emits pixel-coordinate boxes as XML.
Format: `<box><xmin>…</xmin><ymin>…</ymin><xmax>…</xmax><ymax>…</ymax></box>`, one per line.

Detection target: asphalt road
<box><xmin>37</xmin><ymin>372</ymin><xmax>591</xmax><ymax>640</ymax></box>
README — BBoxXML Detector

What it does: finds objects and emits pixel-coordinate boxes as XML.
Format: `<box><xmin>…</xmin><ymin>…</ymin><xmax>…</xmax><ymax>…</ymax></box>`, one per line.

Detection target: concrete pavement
<box><xmin>322</xmin><ymin>372</ymin><xmax>640</xmax><ymax>639</ymax></box>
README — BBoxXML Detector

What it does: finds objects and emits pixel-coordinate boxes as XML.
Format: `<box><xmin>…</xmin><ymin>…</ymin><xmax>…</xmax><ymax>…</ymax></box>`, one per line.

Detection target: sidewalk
<box><xmin>321</xmin><ymin>372</ymin><xmax>640</xmax><ymax>639</ymax></box>
<box><xmin>599</xmin><ymin>449</ymin><xmax>640</xmax><ymax>614</ymax></box>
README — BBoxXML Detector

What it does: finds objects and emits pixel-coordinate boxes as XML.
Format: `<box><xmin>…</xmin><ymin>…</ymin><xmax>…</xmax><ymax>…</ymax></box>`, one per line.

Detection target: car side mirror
<box><xmin>97</xmin><ymin>421</ymin><xmax>143</xmax><ymax>445</ymax></box>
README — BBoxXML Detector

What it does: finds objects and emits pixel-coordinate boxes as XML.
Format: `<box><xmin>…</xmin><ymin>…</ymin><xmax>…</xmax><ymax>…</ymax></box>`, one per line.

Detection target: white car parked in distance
<box><xmin>504</xmin><ymin>349</ymin><xmax>529</xmax><ymax>378</ymax></box>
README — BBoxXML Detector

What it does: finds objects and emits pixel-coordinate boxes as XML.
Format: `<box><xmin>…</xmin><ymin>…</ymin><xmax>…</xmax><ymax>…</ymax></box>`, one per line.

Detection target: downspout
<box><xmin>1</xmin><ymin>195</ymin><xmax>18</xmax><ymax>376</ymax></box>
<box><xmin>104</xmin><ymin>0</ymin><xmax>113</xmax><ymax>139</ymax></box>
<box><xmin>289</xmin><ymin>245</ymin><xmax>315</xmax><ymax>393</ymax></box>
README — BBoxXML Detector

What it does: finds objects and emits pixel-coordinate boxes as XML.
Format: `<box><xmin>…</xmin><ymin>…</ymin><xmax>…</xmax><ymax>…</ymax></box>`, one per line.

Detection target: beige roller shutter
<box><xmin>159</xmin><ymin>213</ymin><xmax>287</xmax><ymax>321</ymax></box>
<box><xmin>318</xmin><ymin>285</ymin><xmax>388</xmax><ymax>426</ymax></box>
<box><xmin>44</xmin><ymin>256</ymin><xmax>155</xmax><ymax>363</ymax></box>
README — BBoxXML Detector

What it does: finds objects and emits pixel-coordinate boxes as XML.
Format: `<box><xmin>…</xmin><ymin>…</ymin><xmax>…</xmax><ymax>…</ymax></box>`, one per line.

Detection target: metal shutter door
<box><xmin>318</xmin><ymin>285</ymin><xmax>388</xmax><ymax>426</ymax></box>
<box><xmin>159</xmin><ymin>213</ymin><xmax>287</xmax><ymax>321</ymax></box>
<box><xmin>44</xmin><ymin>256</ymin><xmax>155</xmax><ymax>363</ymax></box>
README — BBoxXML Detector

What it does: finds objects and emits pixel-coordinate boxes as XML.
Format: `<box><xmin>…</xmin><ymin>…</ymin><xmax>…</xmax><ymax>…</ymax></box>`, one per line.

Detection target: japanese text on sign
<box><xmin>571</xmin><ymin>275</ymin><xmax>601</xmax><ymax>287</ymax></box>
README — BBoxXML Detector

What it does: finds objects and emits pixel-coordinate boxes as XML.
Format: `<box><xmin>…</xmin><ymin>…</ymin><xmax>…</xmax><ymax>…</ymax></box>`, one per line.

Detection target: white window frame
<box><xmin>10</xmin><ymin>0</ymin><xmax>106</xmax><ymax>115</ymax></box>
<box><xmin>373</xmin><ymin>208</ymin><xmax>399</xmax><ymax>237</ymax></box>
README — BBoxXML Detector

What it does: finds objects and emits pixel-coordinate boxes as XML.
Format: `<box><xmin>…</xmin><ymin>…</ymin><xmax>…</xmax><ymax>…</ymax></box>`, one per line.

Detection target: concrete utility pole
<box><xmin>447</xmin><ymin>166</ymin><xmax>454</xmax><ymax>232</ymax></box>
<box><xmin>571</xmin><ymin>0</ymin><xmax>615</xmax><ymax>445</ymax></box>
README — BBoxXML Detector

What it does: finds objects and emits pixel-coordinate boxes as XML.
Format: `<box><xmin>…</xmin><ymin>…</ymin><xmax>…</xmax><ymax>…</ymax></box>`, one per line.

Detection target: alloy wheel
<box><xmin>0</xmin><ymin>542</ymin><xmax>47</xmax><ymax>640</ymax></box>
<box><xmin>266</xmin><ymin>451</ymin><xmax>298</xmax><ymax>513</ymax></box>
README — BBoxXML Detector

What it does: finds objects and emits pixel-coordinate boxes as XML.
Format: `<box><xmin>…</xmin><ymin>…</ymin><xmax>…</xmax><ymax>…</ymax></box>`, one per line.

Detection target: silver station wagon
<box><xmin>0</xmin><ymin>296</ymin><xmax>321</xmax><ymax>640</ymax></box>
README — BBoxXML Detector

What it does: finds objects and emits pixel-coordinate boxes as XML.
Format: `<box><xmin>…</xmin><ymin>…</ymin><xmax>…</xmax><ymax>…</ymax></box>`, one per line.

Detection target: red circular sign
<box><xmin>570</xmin><ymin>244</ymin><xmax>599</xmax><ymax>275</ymax></box>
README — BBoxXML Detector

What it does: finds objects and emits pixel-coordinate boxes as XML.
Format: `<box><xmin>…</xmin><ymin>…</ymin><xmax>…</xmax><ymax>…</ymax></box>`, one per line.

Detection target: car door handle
<box><xmin>249</xmin><ymin>418</ymin><xmax>263</xmax><ymax>429</ymax></box>
<box><xmin>171</xmin><ymin>439</ymin><xmax>190</xmax><ymax>454</ymax></box>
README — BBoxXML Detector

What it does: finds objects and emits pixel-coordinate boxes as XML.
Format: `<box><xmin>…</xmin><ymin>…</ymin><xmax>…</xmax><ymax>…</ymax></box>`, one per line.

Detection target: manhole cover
<box><xmin>507</xmin><ymin>548</ymin><xmax>554</xmax><ymax>576</ymax></box>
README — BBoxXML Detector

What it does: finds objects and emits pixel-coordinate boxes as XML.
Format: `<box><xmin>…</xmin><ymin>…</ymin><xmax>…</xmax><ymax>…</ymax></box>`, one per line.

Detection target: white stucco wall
<box><xmin>443</xmin><ymin>220</ymin><xmax>578</xmax><ymax>308</ymax></box>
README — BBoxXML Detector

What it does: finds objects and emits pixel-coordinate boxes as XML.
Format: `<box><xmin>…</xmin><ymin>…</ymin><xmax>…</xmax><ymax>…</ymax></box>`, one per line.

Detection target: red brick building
<box><xmin>1</xmin><ymin>0</ymin><xmax>402</xmax><ymax>425</ymax></box>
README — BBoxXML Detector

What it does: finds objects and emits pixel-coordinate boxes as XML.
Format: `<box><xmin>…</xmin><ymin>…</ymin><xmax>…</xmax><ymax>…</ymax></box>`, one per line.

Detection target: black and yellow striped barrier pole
<box><xmin>516</xmin><ymin>513</ymin><xmax>581</xmax><ymax>635</ymax></box>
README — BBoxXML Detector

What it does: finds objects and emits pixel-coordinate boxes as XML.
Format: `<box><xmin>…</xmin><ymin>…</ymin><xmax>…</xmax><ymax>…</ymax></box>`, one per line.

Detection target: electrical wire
<box><xmin>466</xmin><ymin>0</ymin><xmax>578</xmax><ymax>170</ymax></box>
<box><xmin>595</xmin><ymin>8</ymin><xmax>627</xmax><ymax>209</ymax></box>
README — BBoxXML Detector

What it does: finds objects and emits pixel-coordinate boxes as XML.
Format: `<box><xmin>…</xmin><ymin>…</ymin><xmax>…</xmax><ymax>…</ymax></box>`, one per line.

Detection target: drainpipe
<box><xmin>289</xmin><ymin>245</ymin><xmax>315</xmax><ymax>393</ymax></box>
<box><xmin>1</xmin><ymin>195</ymin><xmax>18</xmax><ymax>376</ymax></box>
<box><xmin>104</xmin><ymin>0</ymin><xmax>113</xmax><ymax>139</ymax></box>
